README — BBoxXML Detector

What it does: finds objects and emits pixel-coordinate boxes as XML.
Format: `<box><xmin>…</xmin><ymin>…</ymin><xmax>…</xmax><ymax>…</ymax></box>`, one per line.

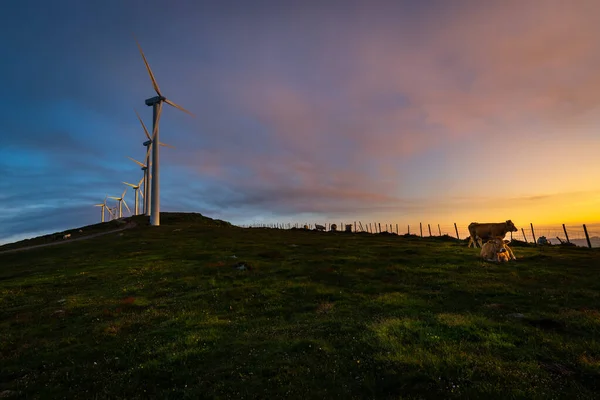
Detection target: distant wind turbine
<box><xmin>135</xmin><ymin>35</ymin><xmax>194</xmax><ymax>226</ymax></box>
<box><xmin>127</xmin><ymin>155</ymin><xmax>149</xmax><ymax>214</ymax></box>
<box><xmin>93</xmin><ymin>196</ymin><xmax>109</xmax><ymax>223</ymax></box>
<box><xmin>122</xmin><ymin>177</ymin><xmax>145</xmax><ymax>215</ymax></box>
<box><xmin>109</xmin><ymin>187</ymin><xmax>131</xmax><ymax>219</ymax></box>
<box><xmin>107</xmin><ymin>206</ymin><xmax>116</xmax><ymax>221</ymax></box>
<box><xmin>134</xmin><ymin>109</ymin><xmax>174</xmax><ymax>217</ymax></box>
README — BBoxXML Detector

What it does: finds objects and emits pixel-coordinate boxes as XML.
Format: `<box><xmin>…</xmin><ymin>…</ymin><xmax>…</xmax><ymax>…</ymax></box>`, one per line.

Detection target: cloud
<box><xmin>3</xmin><ymin>1</ymin><xmax>600</xmax><ymax>243</ymax></box>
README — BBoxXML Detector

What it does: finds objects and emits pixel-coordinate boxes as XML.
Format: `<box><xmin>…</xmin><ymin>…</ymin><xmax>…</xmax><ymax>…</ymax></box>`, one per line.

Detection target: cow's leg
<box><xmin>507</xmin><ymin>246</ymin><xmax>517</xmax><ymax>260</ymax></box>
<box><xmin>468</xmin><ymin>235</ymin><xmax>479</xmax><ymax>248</ymax></box>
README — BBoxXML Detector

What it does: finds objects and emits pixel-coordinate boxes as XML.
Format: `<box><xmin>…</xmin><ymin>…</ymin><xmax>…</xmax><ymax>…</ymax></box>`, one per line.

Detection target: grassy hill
<box><xmin>1</xmin><ymin>213</ymin><xmax>599</xmax><ymax>399</ymax></box>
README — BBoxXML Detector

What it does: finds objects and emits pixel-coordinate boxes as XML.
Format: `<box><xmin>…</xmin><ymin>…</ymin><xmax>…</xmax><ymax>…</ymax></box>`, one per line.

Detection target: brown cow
<box><xmin>480</xmin><ymin>237</ymin><xmax>516</xmax><ymax>262</ymax></box>
<box><xmin>468</xmin><ymin>220</ymin><xmax>518</xmax><ymax>248</ymax></box>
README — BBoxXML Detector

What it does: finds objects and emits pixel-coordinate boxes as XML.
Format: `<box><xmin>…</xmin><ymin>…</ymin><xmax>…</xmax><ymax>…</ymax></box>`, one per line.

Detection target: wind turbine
<box><xmin>109</xmin><ymin>188</ymin><xmax>131</xmax><ymax>219</ymax></box>
<box><xmin>122</xmin><ymin>177</ymin><xmax>145</xmax><ymax>215</ymax></box>
<box><xmin>127</xmin><ymin>155</ymin><xmax>149</xmax><ymax>215</ymax></box>
<box><xmin>134</xmin><ymin>109</ymin><xmax>175</xmax><ymax>216</ymax></box>
<box><xmin>107</xmin><ymin>206</ymin><xmax>116</xmax><ymax>221</ymax></box>
<box><xmin>93</xmin><ymin>196</ymin><xmax>109</xmax><ymax>223</ymax></box>
<box><xmin>135</xmin><ymin>36</ymin><xmax>194</xmax><ymax>226</ymax></box>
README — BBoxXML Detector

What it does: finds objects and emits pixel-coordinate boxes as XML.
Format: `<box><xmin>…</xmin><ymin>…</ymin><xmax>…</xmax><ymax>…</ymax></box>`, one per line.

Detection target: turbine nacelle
<box><xmin>143</xmin><ymin>140</ymin><xmax>152</xmax><ymax>147</ymax></box>
<box><xmin>145</xmin><ymin>95</ymin><xmax>165</xmax><ymax>106</ymax></box>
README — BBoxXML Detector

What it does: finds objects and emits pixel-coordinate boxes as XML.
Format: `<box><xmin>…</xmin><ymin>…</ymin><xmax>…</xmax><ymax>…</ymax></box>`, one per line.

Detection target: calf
<box><xmin>468</xmin><ymin>220</ymin><xmax>518</xmax><ymax>248</ymax></box>
<box><xmin>480</xmin><ymin>237</ymin><xmax>516</xmax><ymax>262</ymax></box>
<box><xmin>63</xmin><ymin>234</ymin><xmax>71</xmax><ymax>240</ymax></box>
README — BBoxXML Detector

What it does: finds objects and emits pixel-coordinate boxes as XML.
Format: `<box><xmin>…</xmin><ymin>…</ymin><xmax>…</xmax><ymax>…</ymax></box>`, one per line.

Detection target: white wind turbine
<box><xmin>135</xmin><ymin>36</ymin><xmax>194</xmax><ymax>226</ymax></box>
<box><xmin>127</xmin><ymin>155</ymin><xmax>149</xmax><ymax>215</ymax></box>
<box><xmin>122</xmin><ymin>177</ymin><xmax>145</xmax><ymax>215</ymax></box>
<box><xmin>134</xmin><ymin>109</ymin><xmax>175</xmax><ymax>216</ymax></box>
<box><xmin>93</xmin><ymin>196</ymin><xmax>109</xmax><ymax>223</ymax></box>
<box><xmin>109</xmin><ymin>188</ymin><xmax>131</xmax><ymax>219</ymax></box>
<box><xmin>107</xmin><ymin>206</ymin><xmax>116</xmax><ymax>221</ymax></box>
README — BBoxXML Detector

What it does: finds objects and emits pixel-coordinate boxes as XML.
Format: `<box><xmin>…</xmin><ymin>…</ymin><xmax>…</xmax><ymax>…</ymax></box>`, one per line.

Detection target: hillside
<box><xmin>1</xmin><ymin>212</ymin><xmax>600</xmax><ymax>399</ymax></box>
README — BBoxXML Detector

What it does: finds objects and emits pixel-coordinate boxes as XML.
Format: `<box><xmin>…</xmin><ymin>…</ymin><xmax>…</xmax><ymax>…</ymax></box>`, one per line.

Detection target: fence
<box><xmin>238</xmin><ymin>221</ymin><xmax>600</xmax><ymax>248</ymax></box>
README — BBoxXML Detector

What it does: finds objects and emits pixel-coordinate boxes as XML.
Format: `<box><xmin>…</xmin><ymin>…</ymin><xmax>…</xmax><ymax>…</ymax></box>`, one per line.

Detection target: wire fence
<box><xmin>238</xmin><ymin>221</ymin><xmax>600</xmax><ymax>248</ymax></box>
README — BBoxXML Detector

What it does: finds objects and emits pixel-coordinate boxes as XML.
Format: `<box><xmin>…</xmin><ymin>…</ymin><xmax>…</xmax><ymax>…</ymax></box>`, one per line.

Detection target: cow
<box><xmin>468</xmin><ymin>220</ymin><xmax>518</xmax><ymax>248</ymax></box>
<box><xmin>315</xmin><ymin>224</ymin><xmax>326</xmax><ymax>232</ymax></box>
<box><xmin>480</xmin><ymin>237</ymin><xmax>516</xmax><ymax>262</ymax></box>
<box><xmin>330</xmin><ymin>224</ymin><xmax>338</xmax><ymax>232</ymax></box>
<box><xmin>63</xmin><ymin>234</ymin><xmax>71</xmax><ymax>240</ymax></box>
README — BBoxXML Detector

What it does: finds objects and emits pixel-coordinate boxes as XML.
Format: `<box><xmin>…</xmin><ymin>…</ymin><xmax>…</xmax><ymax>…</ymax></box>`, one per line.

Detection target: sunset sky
<box><xmin>2</xmin><ymin>0</ymin><xmax>600</xmax><ymax>244</ymax></box>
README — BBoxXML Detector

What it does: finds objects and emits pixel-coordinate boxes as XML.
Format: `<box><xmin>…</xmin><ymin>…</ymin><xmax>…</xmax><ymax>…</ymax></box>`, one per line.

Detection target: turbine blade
<box><xmin>135</xmin><ymin>109</ymin><xmax>152</xmax><ymax>140</ymax></box>
<box><xmin>139</xmin><ymin>189</ymin><xmax>144</xmax><ymax>199</ymax></box>
<box><xmin>108</xmin><ymin>196</ymin><xmax>120</xmax><ymax>200</ymax></box>
<box><xmin>122</xmin><ymin>181</ymin><xmax>136</xmax><ymax>188</ymax></box>
<box><xmin>122</xmin><ymin>199</ymin><xmax>131</xmax><ymax>214</ymax></box>
<box><xmin>121</xmin><ymin>187</ymin><xmax>128</xmax><ymax>198</ymax></box>
<box><xmin>159</xmin><ymin>141</ymin><xmax>175</xmax><ymax>149</ymax></box>
<box><xmin>164</xmin><ymin>98</ymin><xmax>195</xmax><ymax>117</ymax></box>
<box><xmin>94</xmin><ymin>204</ymin><xmax>104</xmax><ymax>207</ymax></box>
<box><xmin>133</xmin><ymin>35</ymin><xmax>162</xmax><ymax>96</ymax></box>
<box><xmin>127</xmin><ymin>156</ymin><xmax>146</xmax><ymax>168</ymax></box>
<box><xmin>137</xmin><ymin>176</ymin><xmax>144</xmax><ymax>186</ymax></box>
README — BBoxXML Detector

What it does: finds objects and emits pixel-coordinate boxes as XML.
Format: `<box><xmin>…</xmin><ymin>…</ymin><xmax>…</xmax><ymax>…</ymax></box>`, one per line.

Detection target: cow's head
<box><xmin>505</xmin><ymin>220</ymin><xmax>518</xmax><ymax>232</ymax></box>
<box><xmin>485</xmin><ymin>237</ymin><xmax>510</xmax><ymax>252</ymax></box>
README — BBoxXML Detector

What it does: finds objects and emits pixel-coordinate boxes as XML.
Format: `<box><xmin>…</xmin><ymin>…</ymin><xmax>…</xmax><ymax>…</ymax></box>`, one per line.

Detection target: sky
<box><xmin>2</xmin><ymin>0</ymin><xmax>600</xmax><ymax>244</ymax></box>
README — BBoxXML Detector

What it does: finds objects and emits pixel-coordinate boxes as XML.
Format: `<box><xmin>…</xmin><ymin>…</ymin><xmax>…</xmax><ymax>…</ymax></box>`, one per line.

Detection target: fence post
<box><xmin>583</xmin><ymin>224</ymin><xmax>592</xmax><ymax>248</ymax></box>
<box><xmin>428</xmin><ymin>224</ymin><xmax>432</xmax><ymax>237</ymax></box>
<box><xmin>369</xmin><ymin>223</ymin><xmax>372</xmax><ymax>233</ymax></box>
<box><xmin>379</xmin><ymin>223</ymin><xmax>382</xmax><ymax>233</ymax></box>
<box><xmin>408</xmin><ymin>225</ymin><xmax>410</xmax><ymax>235</ymax></box>
<box><xmin>521</xmin><ymin>228</ymin><xmax>528</xmax><ymax>243</ymax></box>
<box><xmin>420</xmin><ymin>223</ymin><xmax>423</xmax><ymax>237</ymax></box>
<box><xmin>454</xmin><ymin>223</ymin><xmax>460</xmax><ymax>239</ymax></box>
<box><xmin>530</xmin><ymin>223</ymin><xmax>537</xmax><ymax>245</ymax></box>
<box><xmin>562</xmin><ymin>224</ymin><xmax>570</xmax><ymax>243</ymax></box>
<box><xmin>396</xmin><ymin>224</ymin><xmax>399</xmax><ymax>234</ymax></box>
<box><xmin>438</xmin><ymin>224</ymin><xmax>442</xmax><ymax>236</ymax></box>
<box><xmin>354</xmin><ymin>221</ymin><xmax>357</xmax><ymax>232</ymax></box>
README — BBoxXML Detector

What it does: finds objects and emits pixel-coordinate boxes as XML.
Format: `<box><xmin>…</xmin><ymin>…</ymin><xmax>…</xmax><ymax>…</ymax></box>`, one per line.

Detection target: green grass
<box><xmin>1</xmin><ymin>213</ymin><xmax>600</xmax><ymax>399</ymax></box>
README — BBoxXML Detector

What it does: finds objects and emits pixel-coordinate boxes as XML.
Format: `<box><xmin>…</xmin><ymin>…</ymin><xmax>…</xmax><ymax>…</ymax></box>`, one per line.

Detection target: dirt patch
<box><xmin>316</xmin><ymin>302</ymin><xmax>334</xmax><ymax>314</ymax></box>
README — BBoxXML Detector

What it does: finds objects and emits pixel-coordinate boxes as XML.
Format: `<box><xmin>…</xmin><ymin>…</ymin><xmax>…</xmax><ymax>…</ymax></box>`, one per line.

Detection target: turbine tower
<box><xmin>93</xmin><ymin>196</ymin><xmax>109</xmax><ymax>223</ymax></box>
<box><xmin>122</xmin><ymin>177</ymin><xmax>145</xmax><ymax>215</ymax></box>
<box><xmin>109</xmin><ymin>188</ymin><xmax>131</xmax><ymax>219</ymax></box>
<box><xmin>134</xmin><ymin>109</ymin><xmax>175</xmax><ymax>216</ymax></box>
<box><xmin>135</xmin><ymin>36</ymin><xmax>194</xmax><ymax>226</ymax></box>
